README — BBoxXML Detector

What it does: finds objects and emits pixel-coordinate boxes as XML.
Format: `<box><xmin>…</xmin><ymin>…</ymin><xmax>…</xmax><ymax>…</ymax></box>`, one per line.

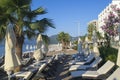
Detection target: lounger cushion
<box><xmin>13</xmin><ymin>71</ymin><xmax>33</xmax><ymax>80</ymax></box>
<box><xmin>71</xmin><ymin>71</ymin><xmax>86</xmax><ymax>78</ymax></box>
<box><xmin>82</xmin><ymin>71</ymin><xmax>99</xmax><ymax>78</ymax></box>
<box><xmin>69</xmin><ymin>53</ymin><xmax>95</xmax><ymax>65</ymax></box>
<box><xmin>97</xmin><ymin>60</ymin><xmax>114</xmax><ymax>75</ymax></box>
<box><xmin>106</xmin><ymin>67</ymin><xmax>120</xmax><ymax>80</ymax></box>
<box><xmin>71</xmin><ymin>60</ymin><xmax>115</xmax><ymax>79</ymax></box>
<box><xmin>69</xmin><ymin>57</ymin><xmax>102</xmax><ymax>71</ymax></box>
<box><xmin>69</xmin><ymin>65</ymin><xmax>86</xmax><ymax>71</ymax></box>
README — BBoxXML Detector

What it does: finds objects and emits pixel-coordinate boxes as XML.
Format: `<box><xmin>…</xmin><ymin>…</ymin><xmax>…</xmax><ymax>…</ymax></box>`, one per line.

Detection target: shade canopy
<box><xmin>4</xmin><ymin>25</ymin><xmax>21</xmax><ymax>72</ymax></box>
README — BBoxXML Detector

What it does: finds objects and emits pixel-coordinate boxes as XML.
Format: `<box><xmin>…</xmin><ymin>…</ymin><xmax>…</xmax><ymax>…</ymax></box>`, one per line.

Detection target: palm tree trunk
<box><xmin>61</xmin><ymin>40</ymin><xmax>65</xmax><ymax>50</ymax></box>
<box><xmin>15</xmin><ymin>35</ymin><xmax>24</xmax><ymax>60</ymax></box>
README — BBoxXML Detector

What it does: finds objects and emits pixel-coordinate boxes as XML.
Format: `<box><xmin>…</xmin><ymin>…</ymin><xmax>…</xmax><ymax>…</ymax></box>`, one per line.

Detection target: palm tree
<box><xmin>96</xmin><ymin>31</ymin><xmax>103</xmax><ymax>40</ymax></box>
<box><xmin>88</xmin><ymin>23</ymin><xmax>96</xmax><ymax>40</ymax></box>
<box><xmin>57</xmin><ymin>32</ymin><xmax>70</xmax><ymax>50</ymax></box>
<box><xmin>0</xmin><ymin>0</ymin><xmax>54</xmax><ymax>59</ymax></box>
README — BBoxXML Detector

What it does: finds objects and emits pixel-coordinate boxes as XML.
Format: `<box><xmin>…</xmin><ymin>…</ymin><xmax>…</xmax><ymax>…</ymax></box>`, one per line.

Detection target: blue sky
<box><xmin>32</xmin><ymin>0</ymin><xmax>112</xmax><ymax>37</ymax></box>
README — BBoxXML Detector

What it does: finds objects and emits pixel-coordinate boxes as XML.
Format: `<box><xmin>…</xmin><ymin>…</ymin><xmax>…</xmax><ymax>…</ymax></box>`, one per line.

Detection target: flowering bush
<box><xmin>101</xmin><ymin>5</ymin><xmax>120</xmax><ymax>37</ymax></box>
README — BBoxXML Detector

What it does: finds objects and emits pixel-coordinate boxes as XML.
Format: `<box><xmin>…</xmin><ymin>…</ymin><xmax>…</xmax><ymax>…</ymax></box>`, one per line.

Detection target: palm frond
<box><xmin>0</xmin><ymin>25</ymin><xmax>6</xmax><ymax>41</ymax></box>
<box><xmin>32</xmin><ymin>7</ymin><xmax>47</xmax><ymax>15</ymax></box>
<box><xmin>24</xmin><ymin>29</ymin><xmax>36</xmax><ymax>39</ymax></box>
<box><xmin>41</xmin><ymin>34</ymin><xmax>50</xmax><ymax>44</ymax></box>
<box><xmin>30</xmin><ymin>18</ymin><xmax>55</xmax><ymax>32</ymax></box>
<box><xmin>26</xmin><ymin>7</ymin><xmax>47</xmax><ymax>20</ymax></box>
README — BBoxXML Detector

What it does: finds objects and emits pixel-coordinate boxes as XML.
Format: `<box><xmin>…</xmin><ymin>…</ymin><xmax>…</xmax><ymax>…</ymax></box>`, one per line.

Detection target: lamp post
<box><xmin>117</xmin><ymin>24</ymin><xmax>120</xmax><ymax>67</ymax></box>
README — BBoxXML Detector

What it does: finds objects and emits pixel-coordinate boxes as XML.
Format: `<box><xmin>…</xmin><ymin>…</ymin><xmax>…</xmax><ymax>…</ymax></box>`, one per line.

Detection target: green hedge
<box><xmin>99</xmin><ymin>46</ymin><xmax>118</xmax><ymax>64</ymax></box>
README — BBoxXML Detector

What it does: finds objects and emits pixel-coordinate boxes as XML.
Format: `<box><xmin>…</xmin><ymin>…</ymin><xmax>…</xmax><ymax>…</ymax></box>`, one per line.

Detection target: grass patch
<box><xmin>99</xmin><ymin>46</ymin><xmax>118</xmax><ymax>64</ymax></box>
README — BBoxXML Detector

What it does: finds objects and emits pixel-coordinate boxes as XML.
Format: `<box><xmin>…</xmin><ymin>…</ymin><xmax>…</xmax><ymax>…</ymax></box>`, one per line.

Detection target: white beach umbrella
<box><xmin>33</xmin><ymin>49</ymin><xmax>44</xmax><ymax>61</ymax></box>
<box><xmin>117</xmin><ymin>46</ymin><xmax>120</xmax><ymax>67</ymax></box>
<box><xmin>92</xmin><ymin>30</ymin><xmax>97</xmax><ymax>43</ymax></box>
<box><xmin>117</xmin><ymin>26</ymin><xmax>120</xmax><ymax>67</ymax></box>
<box><xmin>41</xmin><ymin>44</ymin><xmax>48</xmax><ymax>55</ymax></box>
<box><xmin>69</xmin><ymin>41</ymin><xmax>72</xmax><ymax>48</ymax></box>
<box><xmin>33</xmin><ymin>34</ymin><xmax>44</xmax><ymax>61</ymax></box>
<box><xmin>36</xmin><ymin>34</ymin><xmax>43</xmax><ymax>49</ymax></box>
<box><xmin>92</xmin><ymin>30</ymin><xmax>99</xmax><ymax>56</ymax></box>
<box><xmin>78</xmin><ymin>37</ymin><xmax>82</xmax><ymax>54</ymax></box>
<box><xmin>33</xmin><ymin>45</ymin><xmax>36</xmax><ymax>51</ymax></box>
<box><xmin>30</xmin><ymin>45</ymin><xmax>33</xmax><ymax>51</ymax></box>
<box><xmin>4</xmin><ymin>25</ymin><xmax>21</xmax><ymax>76</ymax></box>
<box><xmin>85</xmin><ymin>36</ymin><xmax>89</xmax><ymax>50</ymax></box>
<box><xmin>58</xmin><ymin>42</ymin><xmax>60</xmax><ymax>47</ymax></box>
<box><xmin>26</xmin><ymin>45</ymin><xmax>29</xmax><ymax>51</ymax></box>
<box><xmin>85</xmin><ymin>36</ymin><xmax>89</xmax><ymax>42</ymax></box>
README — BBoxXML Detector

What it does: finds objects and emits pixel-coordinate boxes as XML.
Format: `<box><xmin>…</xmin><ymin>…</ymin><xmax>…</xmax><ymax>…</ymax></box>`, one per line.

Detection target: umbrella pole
<box><xmin>7</xmin><ymin>71</ymin><xmax>12</xmax><ymax>80</ymax></box>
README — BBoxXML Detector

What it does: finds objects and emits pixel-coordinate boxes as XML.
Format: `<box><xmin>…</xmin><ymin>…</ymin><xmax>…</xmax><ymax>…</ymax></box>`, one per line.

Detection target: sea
<box><xmin>0</xmin><ymin>38</ymin><xmax>36</xmax><ymax>57</ymax></box>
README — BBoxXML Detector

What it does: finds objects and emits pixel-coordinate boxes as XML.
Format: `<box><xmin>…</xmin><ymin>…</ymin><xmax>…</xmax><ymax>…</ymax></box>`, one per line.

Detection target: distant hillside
<box><xmin>49</xmin><ymin>34</ymin><xmax>79</xmax><ymax>44</ymax></box>
<box><xmin>49</xmin><ymin>35</ymin><xmax>58</xmax><ymax>44</ymax></box>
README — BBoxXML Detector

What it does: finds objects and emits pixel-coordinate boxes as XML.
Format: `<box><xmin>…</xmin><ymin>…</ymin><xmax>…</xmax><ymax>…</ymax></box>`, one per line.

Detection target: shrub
<box><xmin>99</xmin><ymin>46</ymin><xmax>118</xmax><ymax>64</ymax></box>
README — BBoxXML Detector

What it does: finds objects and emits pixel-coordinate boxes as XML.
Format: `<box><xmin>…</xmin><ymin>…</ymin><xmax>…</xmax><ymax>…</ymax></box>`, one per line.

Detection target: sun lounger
<box><xmin>13</xmin><ymin>60</ymin><xmax>48</xmax><ymax>80</ymax></box>
<box><xmin>35</xmin><ymin>63</ymin><xmax>47</xmax><ymax>74</ymax></box>
<box><xmin>69</xmin><ymin>53</ymin><xmax>95</xmax><ymax>65</ymax></box>
<box><xmin>106</xmin><ymin>67</ymin><xmax>120</xmax><ymax>80</ymax></box>
<box><xmin>69</xmin><ymin>56</ymin><xmax>102</xmax><ymax>71</ymax></box>
<box><xmin>71</xmin><ymin>60</ymin><xmax>115</xmax><ymax>79</ymax></box>
<box><xmin>13</xmin><ymin>63</ymin><xmax>47</xmax><ymax>80</ymax></box>
<box><xmin>12</xmin><ymin>71</ymin><xmax>33</xmax><ymax>80</ymax></box>
<box><xmin>32</xmin><ymin>63</ymin><xmax>48</xmax><ymax>79</ymax></box>
<box><xmin>21</xmin><ymin>58</ymin><xmax>32</xmax><ymax>66</ymax></box>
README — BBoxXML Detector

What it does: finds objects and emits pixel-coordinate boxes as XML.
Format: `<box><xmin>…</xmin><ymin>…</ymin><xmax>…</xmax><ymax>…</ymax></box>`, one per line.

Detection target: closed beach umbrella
<box><xmin>78</xmin><ymin>37</ymin><xmax>82</xmax><ymax>54</ymax></box>
<box><xmin>4</xmin><ymin>25</ymin><xmax>21</xmax><ymax>73</ymax></box>
<box><xmin>26</xmin><ymin>45</ymin><xmax>29</xmax><ymax>51</ymax></box>
<box><xmin>69</xmin><ymin>41</ymin><xmax>72</xmax><ymax>48</ymax></box>
<box><xmin>84</xmin><ymin>36</ymin><xmax>89</xmax><ymax>57</ymax></box>
<box><xmin>36</xmin><ymin>34</ymin><xmax>43</xmax><ymax>49</ymax></box>
<box><xmin>92</xmin><ymin>30</ymin><xmax>99</xmax><ymax>56</ymax></box>
<box><xmin>33</xmin><ymin>34</ymin><xmax>44</xmax><ymax>61</ymax></box>
<box><xmin>85</xmin><ymin>36</ymin><xmax>89</xmax><ymax>42</ymax></box>
<box><xmin>41</xmin><ymin>44</ymin><xmax>48</xmax><ymax>55</ymax></box>
<box><xmin>33</xmin><ymin>45</ymin><xmax>36</xmax><ymax>51</ymax></box>
<box><xmin>117</xmin><ymin>46</ymin><xmax>120</xmax><ymax>67</ymax></box>
<box><xmin>117</xmin><ymin>26</ymin><xmax>120</xmax><ymax>67</ymax></box>
<box><xmin>33</xmin><ymin>49</ymin><xmax>44</xmax><ymax>61</ymax></box>
<box><xmin>30</xmin><ymin>45</ymin><xmax>33</xmax><ymax>51</ymax></box>
<box><xmin>85</xmin><ymin>36</ymin><xmax>89</xmax><ymax>50</ymax></box>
